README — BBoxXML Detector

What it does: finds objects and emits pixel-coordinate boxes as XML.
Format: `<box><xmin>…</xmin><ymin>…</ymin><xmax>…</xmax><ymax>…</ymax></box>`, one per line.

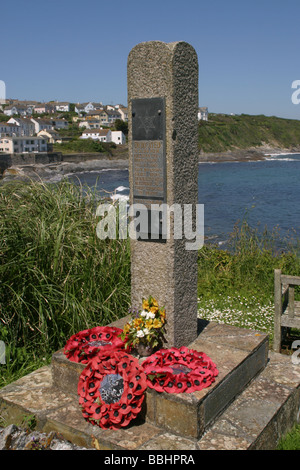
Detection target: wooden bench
<box><xmin>273</xmin><ymin>269</ymin><xmax>300</xmax><ymax>352</ymax></box>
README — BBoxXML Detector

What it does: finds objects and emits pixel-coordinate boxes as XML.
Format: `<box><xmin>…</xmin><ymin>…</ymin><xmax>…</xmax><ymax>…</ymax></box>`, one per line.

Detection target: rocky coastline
<box><xmin>0</xmin><ymin>155</ymin><xmax>129</xmax><ymax>183</ymax></box>
<box><xmin>0</xmin><ymin>146</ymin><xmax>299</xmax><ymax>183</ymax></box>
<box><xmin>198</xmin><ymin>145</ymin><xmax>300</xmax><ymax>163</ymax></box>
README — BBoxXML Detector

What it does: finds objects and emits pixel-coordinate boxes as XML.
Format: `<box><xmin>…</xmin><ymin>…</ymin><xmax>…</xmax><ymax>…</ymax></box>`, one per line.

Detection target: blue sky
<box><xmin>1</xmin><ymin>0</ymin><xmax>300</xmax><ymax>119</ymax></box>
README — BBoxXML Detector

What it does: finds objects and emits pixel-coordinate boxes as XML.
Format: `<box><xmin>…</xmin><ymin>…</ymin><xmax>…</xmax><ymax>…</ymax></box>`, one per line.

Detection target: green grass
<box><xmin>52</xmin><ymin>138</ymin><xmax>106</xmax><ymax>154</ymax></box>
<box><xmin>198</xmin><ymin>113</ymin><xmax>300</xmax><ymax>153</ymax></box>
<box><xmin>277</xmin><ymin>423</ymin><xmax>300</xmax><ymax>450</ymax></box>
<box><xmin>197</xmin><ymin>220</ymin><xmax>300</xmax><ymax>344</ymax></box>
<box><xmin>0</xmin><ymin>179</ymin><xmax>131</xmax><ymax>387</ymax></box>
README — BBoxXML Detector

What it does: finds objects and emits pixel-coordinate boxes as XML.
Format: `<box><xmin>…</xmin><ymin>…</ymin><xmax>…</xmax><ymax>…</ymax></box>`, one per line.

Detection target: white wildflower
<box><xmin>146</xmin><ymin>311</ymin><xmax>156</xmax><ymax>320</ymax></box>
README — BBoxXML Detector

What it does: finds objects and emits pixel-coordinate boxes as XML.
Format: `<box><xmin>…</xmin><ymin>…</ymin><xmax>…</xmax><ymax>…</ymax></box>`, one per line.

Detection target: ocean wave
<box><xmin>110</xmin><ymin>194</ymin><xmax>129</xmax><ymax>201</ymax></box>
<box><xmin>265</xmin><ymin>157</ymin><xmax>296</xmax><ymax>161</ymax></box>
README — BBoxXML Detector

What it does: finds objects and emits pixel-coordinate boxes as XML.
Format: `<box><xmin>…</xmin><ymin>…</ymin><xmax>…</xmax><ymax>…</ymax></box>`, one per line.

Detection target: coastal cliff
<box><xmin>198</xmin><ymin>113</ymin><xmax>300</xmax><ymax>155</ymax></box>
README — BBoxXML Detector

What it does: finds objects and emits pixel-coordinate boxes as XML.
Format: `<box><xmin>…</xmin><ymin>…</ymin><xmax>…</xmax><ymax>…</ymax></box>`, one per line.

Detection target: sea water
<box><xmin>67</xmin><ymin>153</ymin><xmax>300</xmax><ymax>247</ymax></box>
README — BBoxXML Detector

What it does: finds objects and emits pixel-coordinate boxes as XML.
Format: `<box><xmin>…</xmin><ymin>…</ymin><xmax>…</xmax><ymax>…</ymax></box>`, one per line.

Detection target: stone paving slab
<box><xmin>197</xmin><ymin>351</ymin><xmax>300</xmax><ymax>450</ymax></box>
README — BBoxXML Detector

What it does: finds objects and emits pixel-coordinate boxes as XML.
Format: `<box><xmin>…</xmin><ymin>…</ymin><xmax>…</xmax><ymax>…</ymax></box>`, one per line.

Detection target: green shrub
<box><xmin>0</xmin><ymin>180</ymin><xmax>131</xmax><ymax>385</ymax></box>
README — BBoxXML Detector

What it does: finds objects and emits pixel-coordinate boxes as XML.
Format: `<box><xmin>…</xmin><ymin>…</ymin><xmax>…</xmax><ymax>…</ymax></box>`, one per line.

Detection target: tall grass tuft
<box><xmin>197</xmin><ymin>220</ymin><xmax>300</xmax><ymax>341</ymax></box>
<box><xmin>198</xmin><ymin>220</ymin><xmax>300</xmax><ymax>303</ymax></box>
<box><xmin>0</xmin><ymin>179</ymin><xmax>131</xmax><ymax>383</ymax></box>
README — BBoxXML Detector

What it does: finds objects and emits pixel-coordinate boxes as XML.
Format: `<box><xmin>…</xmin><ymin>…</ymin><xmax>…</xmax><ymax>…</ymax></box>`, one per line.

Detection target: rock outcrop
<box><xmin>0</xmin><ymin>424</ymin><xmax>89</xmax><ymax>450</ymax></box>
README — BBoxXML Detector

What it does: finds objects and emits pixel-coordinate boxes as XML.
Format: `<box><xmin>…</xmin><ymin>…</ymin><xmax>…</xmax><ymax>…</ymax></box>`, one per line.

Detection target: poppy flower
<box><xmin>78</xmin><ymin>350</ymin><xmax>147</xmax><ymax>430</ymax></box>
<box><xmin>64</xmin><ymin>326</ymin><xmax>126</xmax><ymax>363</ymax></box>
<box><xmin>142</xmin><ymin>346</ymin><xmax>218</xmax><ymax>394</ymax></box>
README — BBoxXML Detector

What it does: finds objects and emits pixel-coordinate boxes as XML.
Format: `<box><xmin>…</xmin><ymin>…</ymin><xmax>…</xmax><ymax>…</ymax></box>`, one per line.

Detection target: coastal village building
<box><xmin>78</xmin><ymin>120</ymin><xmax>101</xmax><ymax>129</ymax></box>
<box><xmin>29</xmin><ymin>117</ymin><xmax>69</xmax><ymax>133</ymax></box>
<box><xmin>86</xmin><ymin>108</ymin><xmax>121</xmax><ymax>126</ymax></box>
<box><xmin>0</xmin><ymin>136</ymin><xmax>48</xmax><ymax>154</ymax></box>
<box><xmin>31</xmin><ymin>118</ymin><xmax>53</xmax><ymax>134</ymax></box>
<box><xmin>54</xmin><ymin>102</ymin><xmax>70</xmax><ymax>112</ymax></box>
<box><xmin>116</xmin><ymin>106</ymin><xmax>128</xmax><ymax>122</ymax></box>
<box><xmin>7</xmin><ymin>117</ymin><xmax>35</xmax><ymax>136</ymax></box>
<box><xmin>80</xmin><ymin>128</ymin><xmax>125</xmax><ymax>145</ymax></box>
<box><xmin>51</xmin><ymin>119</ymin><xmax>69</xmax><ymax>129</ymax></box>
<box><xmin>75</xmin><ymin>102</ymin><xmax>103</xmax><ymax>114</ymax></box>
<box><xmin>198</xmin><ymin>107</ymin><xmax>208</xmax><ymax>121</ymax></box>
<box><xmin>0</xmin><ymin>122</ymin><xmax>21</xmax><ymax>137</ymax></box>
<box><xmin>80</xmin><ymin>129</ymin><xmax>112</xmax><ymax>142</ymax></box>
<box><xmin>34</xmin><ymin>103</ymin><xmax>56</xmax><ymax>114</ymax></box>
<box><xmin>111</xmin><ymin>130</ymin><xmax>126</xmax><ymax>145</ymax></box>
<box><xmin>37</xmin><ymin>129</ymin><xmax>62</xmax><ymax>143</ymax></box>
<box><xmin>4</xmin><ymin>104</ymin><xmax>32</xmax><ymax>117</ymax></box>
<box><xmin>105</xmin><ymin>109</ymin><xmax>122</xmax><ymax>125</ymax></box>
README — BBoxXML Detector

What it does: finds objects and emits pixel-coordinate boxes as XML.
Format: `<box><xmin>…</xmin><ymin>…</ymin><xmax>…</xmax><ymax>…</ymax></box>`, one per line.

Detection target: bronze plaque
<box><xmin>132</xmin><ymin>140</ymin><xmax>165</xmax><ymax>205</ymax></box>
<box><xmin>131</xmin><ymin>97</ymin><xmax>166</xmax><ymax>240</ymax></box>
<box><xmin>132</xmin><ymin>97</ymin><xmax>165</xmax><ymax>141</ymax></box>
<box><xmin>132</xmin><ymin>98</ymin><xmax>166</xmax><ymax>207</ymax></box>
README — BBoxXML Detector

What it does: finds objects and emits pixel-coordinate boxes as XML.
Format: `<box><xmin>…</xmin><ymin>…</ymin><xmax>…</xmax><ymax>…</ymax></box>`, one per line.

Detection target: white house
<box><xmin>55</xmin><ymin>102</ymin><xmax>70</xmax><ymax>112</ymax></box>
<box><xmin>198</xmin><ymin>107</ymin><xmax>208</xmax><ymax>121</ymax></box>
<box><xmin>78</xmin><ymin>120</ymin><xmax>101</xmax><ymax>129</ymax></box>
<box><xmin>75</xmin><ymin>102</ymin><xmax>103</xmax><ymax>114</ymax></box>
<box><xmin>4</xmin><ymin>102</ymin><xmax>36</xmax><ymax>116</ymax></box>
<box><xmin>0</xmin><ymin>136</ymin><xmax>48</xmax><ymax>154</ymax></box>
<box><xmin>80</xmin><ymin>129</ymin><xmax>112</xmax><ymax>142</ymax></box>
<box><xmin>7</xmin><ymin>117</ymin><xmax>35</xmax><ymax>136</ymax></box>
<box><xmin>0</xmin><ymin>122</ymin><xmax>21</xmax><ymax>137</ymax></box>
<box><xmin>31</xmin><ymin>118</ymin><xmax>53</xmax><ymax>134</ymax></box>
<box><xmin>111</xmin><ymin>131</ymin><xmax>126</xmax><ymax>145</ymax></box>
<box><xmin>116</xmin><ymin>107</ymin><xmax>128</xmax><ymax>122</ymax></box>
<box><xmin>4</xmin><ymin>104</ymin><xmax>29</xmax><ymax>116</ymax></box>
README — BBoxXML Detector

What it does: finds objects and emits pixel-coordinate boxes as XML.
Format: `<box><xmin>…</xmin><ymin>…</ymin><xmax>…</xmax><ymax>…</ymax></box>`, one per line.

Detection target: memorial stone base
<box><xmin>1</xmin><ymin>318</ymin><xmax>300</xmax><ymax>450</ymax></box>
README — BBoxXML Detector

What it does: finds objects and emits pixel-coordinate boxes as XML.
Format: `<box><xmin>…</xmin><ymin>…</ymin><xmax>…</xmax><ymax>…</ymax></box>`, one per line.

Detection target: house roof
<box><xmin>106</xmin><ymin>109</ymin><xmax>121</xmax><ymax>116</ymax></box>
<box><xmin>5</xmin><ymin>104</ymin><xmax>27</xmax><ymax>110</ymax></box>
<box><xmin>0</xmin><ymin>122</ymin><xmax>18</xmax><ymax>127</ymax></box>
<box><xmin>38</xmin><ymin>129</ymin><xmax>60</xmax><ymax>137</ymax></box>
<box><xmin>32</xmin><ymin>118</ymin><xmax>53</xmax><ymax>125</ymax></box>
<box><xmin>9</xmin><ymin>117</ymin><xmax>34</xmax><ymax>125</ymax></box>
<box><xmin>86</xmin><ymin>110</ymin><xmax>105</xmax><ymax>115</ymax></box>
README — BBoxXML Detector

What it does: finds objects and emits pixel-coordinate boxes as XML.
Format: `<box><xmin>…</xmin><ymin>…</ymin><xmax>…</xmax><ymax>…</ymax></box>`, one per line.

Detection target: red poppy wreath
<box><xmin>141</xmin><ymin>346</ymin><xmax>219</xmax><ymax>393</ymax></box>
<box><xmin>64</xmin><ymin>326</ymin><xmax>126</xmax><ymax>364</ymax></box>
<box><xmin>78</xmin><ymin>349</ymin><xmax>147</xmax><ymax>429</ymax></box>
